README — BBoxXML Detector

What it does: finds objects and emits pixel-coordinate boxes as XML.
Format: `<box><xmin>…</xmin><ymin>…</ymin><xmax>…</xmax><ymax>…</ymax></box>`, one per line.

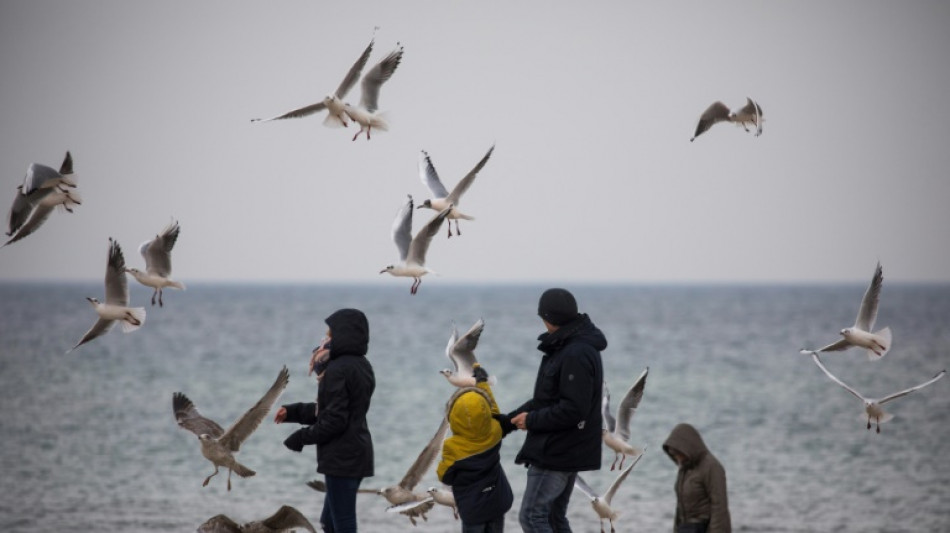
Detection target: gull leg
<box><xmin>203</xmin><ymin>466</ymin><xmax>219</xmax><ymax>487</ymax></box>
<box><xmin>876</xmin><ymin>417</ymin><xmax>881</xmax><ymax>434</ymax></box>
<box><xmin>367</xmin><ymin>125</ymin><xmax>372</xmax><ymax>140</ymax></box>
<box><xmin>352</xmin><ymin>129</ymin><xmax>360</xmax><ymax>141</ymax></box>
<box><xmin>151</xmin><ymin>290</ymin><xmax>157</xmax><ymax>306</ymax></box>
<box><xmin>610</xmin><ymin>518</ymin><xmax>616</xmax><ymax>533</ymax></box>
<box><xmin>610</xmin><ymin>454</ymin><xmax>618</xmax><ymax>471</ymax></box>
<box><xmin>447</xmin><ymin>224</ymin><xmax>452</xmax><ymax>238</ymax></box>
<box><xmin>618</xmin><ymin>453</ymin><xmax>626</xmax><ymax>470</ymax></box>
<box><xmin>455</xmin><ymin>221</ymin><xmax>461</xmax><ymax>236</ymax></box>
<box><xmin>158</xmin><ymin>289</ymin><xmax>164</xmax><ymax>307</ymax></box>
<box><xmin>867</xmin><ymin>416</ymin><xmax>872</xmax><ymax>431</ymax></box>
<box><xmin>125</xmin><ymin>312</ymin><xmax>142</xmax><ymax>326</ymax></box>
<box><xmin>227</xmin><ymin>468</ymin><xmax>232</xmax><ymax>491</ymax></box>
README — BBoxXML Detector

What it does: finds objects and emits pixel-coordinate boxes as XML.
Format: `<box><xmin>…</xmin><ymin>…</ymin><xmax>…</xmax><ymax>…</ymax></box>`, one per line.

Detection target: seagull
<box><xmin>197</xmin><ymin>505</ymin><xmax>316</xmax><ymax>533</ymax></box>
<box><xmin>363</xmin><ymin>417</ymin><xmax>450</xmax><ymax>525</ymax></box>
<box><xmin>2</xmin><ymin>187</ymin><xmax>82</xmax><ymax>248</ymax></box>
<box><xmin>380</xmin><ymin>195</ymin><xmax>452</xmax><ymax>295</ymax></box>
<box><xmin>68</xmin><ymin>239</ymin><xmax>145</xmax><ymax>353</ymax></box>
<box><xmin>6</xmin><ymin>151</ymin><xmax>77</xmax><ymax>237</ymax></box>
<box><xmin>417</xmin><ymin>145</ymin><xmax>494</xmax><ymax>237</ymax></box>
<box><xmin>602</xmin><ymin>367</ymin><xmax>647</xmax><ymax>470</ymax></box>
<box><xmin>427</xmin><ymin>487</ymin><xmax>458</xmax><ymax>520</ymax></box>
<box><xmin>810</xmin><ymin>352</ymin><xmax>945</xmax><ymax>433</ymax></box>
<box><xmin>574</xmin><ymin>452</ymin><xmax>644</xmax><ymax>533</ymax></box>
<box><xmin>439</xmin><ymin>318</ymin><xmax>490</xmax><ymax>388</ymax></box>
<box><xmin>251</xmin><ymin>36</ymin><xmax>375</xmax><ymax>128</ymax></box>
<box><xmin>343</xmin><ymin>43</ymin><xmax>404</xmax><ymax>141</ymax></box>
<box><xmin>690</xmin><ymin>97</ymin><xmax>764</xmax><ymax>141</ymax></box>
<box><xmin>173</xmin><ymin>366</ymin><xmax>290</xmax><ymax>491</ymax></box>
<box><xmin>800</xmin><ymin>262</ymin><xmax>892</xmax><ymax>360</ymax></box>
<box><xmin>126</xmin><ymin>219</ymin><xmax>185</xmax><ymax>306</ymax></box>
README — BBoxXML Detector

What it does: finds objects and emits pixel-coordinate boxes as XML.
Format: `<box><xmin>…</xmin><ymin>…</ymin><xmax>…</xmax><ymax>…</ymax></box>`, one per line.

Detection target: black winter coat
<box><xmin>283</xmin><ymin>308</ymin><xmax>376</xmax><ymax>478</ymax></box>
<box><xmin>512</xmin><ymin>314</ymin><xmax>605</xmax><ymax>472</ymax></box>
<box><xmin>442</xmin><ymin>443</ymin><xmax>513</xmax><ymax>524</ymax></box>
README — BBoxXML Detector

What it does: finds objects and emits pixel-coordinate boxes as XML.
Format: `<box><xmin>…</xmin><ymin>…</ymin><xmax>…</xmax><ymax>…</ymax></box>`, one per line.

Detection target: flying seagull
<box><xmin>251</xmin><ymin>36</ymin><xmax>375</xmax><ymax>128</ymax></box>
<box><xmin>343</xmin><ymin>43</ymin><xmax>404</xmax><ymax>141</ymax></box>
<box><xmin>574</xmin><ymin>452</ymin><xmax>644</xmax><ymax>533</ymax></box>
<box><xmin>3</xmin><ymin>187</ymin><xmax>82</xmax><ymax>248</ymax></box>
<box><xmin>690</xmin><ymin>97</ymin><xmax>764</xmax><ymax>141</ymax></box>
<box><xmin>380</xmin><ymin>195</ymin><xmax>452</xmax><ymax>295</ymax></box>
<box><xmin>417</xmin><ymin>145</ymin><xmax>494</xmax><ymax>237</ymax></box>
<box><xmin>197</xmin><ymin>505</ymin><xmax>316</xmax><ymax>533</ymax></box>
<box><xmin>173</xmin><ymin>366</ymin><xmax>290</xmax><ymax>490</ymax></box>
<box><xmin>602</xmin><ymin>367</ymin><xmax>648</xmax><ymax>470</ymax></box>
<box><xmin>800</xmin><ymin>262</ymin><xmax>892</xmax><ymax>360</ymax></box>
<box><xmin>68</xmin><ymin>239</ymin><xmax>145</xmax><ymax>353</ymax></box>
<box><xmin>439</xmin><ymin>318</ymin><xmax>489</xmax><ymax>388</ymax></box>
<box><xmin>126</xmin><ymin>219</ymin><xmax>185</xmax><ymax>306</ymax></box>
<box><xmin>4</xmin><ymin>151</ymin><xmax>80</xmax><ymax>247</ymax></box>
<box><xmin>363</xmin><ymin>417</ymin><xmax>450</xmax><ymax>525</ymax></box>
<box><xmin>810</xmin><ymin>352</ymin><xmax>945</xmax><ymax>433</ymax></box>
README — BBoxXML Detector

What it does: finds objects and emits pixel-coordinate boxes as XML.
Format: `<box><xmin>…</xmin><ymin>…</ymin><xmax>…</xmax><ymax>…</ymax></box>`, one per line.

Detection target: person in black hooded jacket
<box><xmin>275</xmin><ymin>308</ymin><xmax>375</xmax><ymax>533</ymax></box>
<box><xmin>507</xmin><ymin>288</ymin><xmax>606</xmax><ymax>533</ymax></box>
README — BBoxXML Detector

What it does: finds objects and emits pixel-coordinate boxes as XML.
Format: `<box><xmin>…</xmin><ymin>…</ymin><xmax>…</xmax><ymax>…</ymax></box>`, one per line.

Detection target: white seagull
<box><xmin>251</xmin><ymin>36</ymin><xmax>375</xmax><ymax>128</ymax></box>
<box><xmin>173</xmin><ymin>366</ymin><xmax>290</xmax><ymax>491</ymax></box>
<box><xmin>68</xmin><ymin>239</ymin><xmax>145</xmax><ymax>353</ymax></box>
<box><xmin>602</xmin><ymin>367</ymin><xmax>648</xmax><ymax>470</ymax></box>
<box><xmin>574</xmin><ymin>452</ymin><xmax>644</xmax><ymax>533</ymax></box>
<box><xmin>4</xmin><ymin>151</ymin><xmax>81</xmax><ymax>247</ymax></box>
<box><xmin>427</xmin><ymin>487</ymin><xmax>459</xmax><ymax>520</ymax></box>
<box><xmin>3</xmin><ymin>187</ymin><xmax>82</xmax><ymax>248</ymax></box>
<box><xmin>126</xmin><ymin>219</ymin><xmax>185</xmax><ymax>306</ymax></box>
<box><xmin>800</xmin><ymin>262</ymin><xmax>892</xmax><ymax>360</ymax></box>
<box><xmin>343</xmin><ymin>43</ymin><xmax>404</xmax><ymax>141</ymax></box>
<box><xmin>690</xmin><ymin>97</ymin><xmax>764</xmax><ymax>141</ymax></box>
<box><xmin>380</xmin><ymin>195</ymin><xmax>452</xmax><ymax>295</ymax></box>
<box><xmin>810</xmin><ymin>352</ymin><xmax>945</xmax><ymax>433</ymax></box>
<box><xmin>197</xmin><ymin>505</ymin><xmax>316</xmax><ymax>533</ymax></box>
<box><xmin>439</xmin><ymin>318</ymin><xmax>490</xmax><ymax>388</ymax></box>
<box><xmin>364</xmin><ymin>417</ymin><xmax>450</xmax><ymax>525</ymax></box>
<box><xmin>417</xmin><ymin>145</ymin><xmax>494</xmax><ymax>238</ymax></box>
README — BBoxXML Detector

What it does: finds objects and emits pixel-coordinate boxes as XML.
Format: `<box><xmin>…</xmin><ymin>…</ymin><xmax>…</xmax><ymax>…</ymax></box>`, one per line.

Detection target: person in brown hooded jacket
<box><xmin>662</xmin><ymin>423</ymin><xmax>731</xmax><ymax>533</ymax></box>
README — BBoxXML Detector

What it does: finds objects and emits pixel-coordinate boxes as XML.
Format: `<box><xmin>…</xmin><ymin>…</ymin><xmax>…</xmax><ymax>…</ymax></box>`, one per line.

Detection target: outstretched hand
<box><xmin>274</xmin><ymin>406</ymin><xmax>287</xmax><ymax>424</ymax></box>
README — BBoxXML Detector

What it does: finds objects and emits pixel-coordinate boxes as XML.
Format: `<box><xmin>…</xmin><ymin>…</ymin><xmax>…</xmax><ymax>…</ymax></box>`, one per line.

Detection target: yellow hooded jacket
<box><xmin>437</xmin><ymin>382</ymin><xmax>503</xmax><ymax>480</ymax></box>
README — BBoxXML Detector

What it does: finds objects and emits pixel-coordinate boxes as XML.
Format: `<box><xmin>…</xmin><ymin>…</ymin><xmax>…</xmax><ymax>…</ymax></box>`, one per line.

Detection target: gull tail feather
<box><xmin>121</xmin><ymin>308</ymin><xmax>147</xmax><ymax>333</ymax></box>
<box><xmin>169</xmin><ymin>280</ymin><xmax>186</xmax><ymax>291</ymax></box>
<box><xmin>323</xmin><ymin>113</ymin><xmax>347</xmax><ymax>128</ymax></box>
<box><xmin>231</xmin><ymin>462</ymin><xmax>256</xmax><ymax>478</ymax></box>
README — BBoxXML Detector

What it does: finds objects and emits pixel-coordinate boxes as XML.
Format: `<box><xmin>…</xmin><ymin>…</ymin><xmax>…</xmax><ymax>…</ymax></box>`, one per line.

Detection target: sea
<box><xmin>1</xmin><ymin>282</ymin><xmax>948</xmax><ymax>532</ymax></box>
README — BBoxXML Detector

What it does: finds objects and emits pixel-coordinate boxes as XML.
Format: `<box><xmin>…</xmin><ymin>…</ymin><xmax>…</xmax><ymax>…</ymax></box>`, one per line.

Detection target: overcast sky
<box><xmin>1</xmin><ymin>1</ymin><xmax>948</xmax><ymax>285</ymax></box>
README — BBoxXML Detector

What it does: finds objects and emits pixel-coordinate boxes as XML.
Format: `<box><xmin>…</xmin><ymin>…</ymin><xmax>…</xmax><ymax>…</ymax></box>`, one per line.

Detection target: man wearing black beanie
<box><xmin>506</xmin><ymin>288</ymin><xmax>606</xmax><ymax>532</ymax></box>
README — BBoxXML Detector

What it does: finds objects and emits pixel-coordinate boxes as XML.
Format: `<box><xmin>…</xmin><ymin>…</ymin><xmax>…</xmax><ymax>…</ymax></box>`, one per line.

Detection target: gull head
<box><xmin>85</xmin><ymin>297</ymin><xmax>100</xmax><ymax>307</ymax></box>
<box><xmin>416</xmin><ymin>200</ymin><xmax>433</xmax><ymax>209</ymax></box>
<box><xmin>380</xmin><ymin>265</ymin><xmax>395</xmax><ymax>275</ymax></box>
<box><xmin>840</xmin><ymin>327</ymin><xmax>852</xmax><ymax>337</ymax></box>
<box><xmin>198</xmin><ymin>433</ymin><xmax>213</xmax><ymax>442</ymax></box>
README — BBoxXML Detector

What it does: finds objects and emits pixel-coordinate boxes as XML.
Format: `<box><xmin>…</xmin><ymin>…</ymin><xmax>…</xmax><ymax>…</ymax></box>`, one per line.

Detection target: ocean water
<box><xmin>1</xmin><ymin>282</ymin><xmax>948</xmax><ymax>532</ymax></box>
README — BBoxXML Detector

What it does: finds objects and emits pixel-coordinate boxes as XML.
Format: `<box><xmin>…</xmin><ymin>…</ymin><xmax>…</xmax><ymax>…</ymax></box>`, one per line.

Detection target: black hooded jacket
<box><xmin>511</xmin><ymin>314</ymin><xmax>606</xmax><ymax>472</ymax></box>
<box><xmin>282</xmin><ymin>308</ymin><xmax>376</xmax><ymax>478</ymax></box>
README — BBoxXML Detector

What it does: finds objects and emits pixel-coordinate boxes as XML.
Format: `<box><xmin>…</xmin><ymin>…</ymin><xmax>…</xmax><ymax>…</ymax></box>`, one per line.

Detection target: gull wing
<box><xmin>601</xmin><ymin>381</ymin><xmax>616</xmax><ymax>433</ymax></box>
<box><xmin>450</xmin><ymin>318</ymin><xmax>485</xmax><ymax>377</ymax></box>
<box><xmin>6</xmin><ymin>186</ymin><xmax>41</xmax><ymax>236</ymax></box>
<box><xmin>68</xmin><ymin>318</ymin><xmax>116</xmax><ymax>353</ymax></box>
<box><xmin>359</xmin><ymin>44</ymin><xmax>403</xmax><ymax>113</ymax></box>
<box><xmin>445</xmin><ymin>145</ymin><xmax>494</xmax><ymax>206</ymax></box>
<box><xmin>142</xmin><ymin>220</ymin><xmax>180</xmax><ymax>277</ymax></box>
<box><xmin>21</xmin><ymin>163</ymin><xmax>62</xmax><ymax>194</ymax></box>
<box><xmin>104</xmin><ymin>239</ymin><xmax>130</xmax><ymax>306</ymax></box>
<box><xmin>196</xmin><ymin>514</ymin><xmax>242</xmax><ymax>533</ymax></box>
<box><xmin>810</xmin><ymin>352</ymin><xmax>866</xmax><ymax>402</ymax></box>
<box><xmin>691</xmin><ymin>101</ymin><xmax>730</xmax><ymax>141</ymax></box>
<box><xmin>260</xmin><ymin>505</ymin><xmax>317</xmax><ymax>533</ymax></box>
<box><xmin>386</xmin><ymin>497</ymin><xmax>434</xmax><ymax>514</ymax></box>
<box><xmin>803</xmin><ymin>338</ymin><xmax>852</xmax><ymax>354</ymax></box>
<box><xmin>252</xmin><ymin>101</ymin><xmax>328</xmax><ymax>122</ymax></box>
<box><xmin>444</xmin><ymin>323</ymin><xmax>460</xmax><ymax>371</ymax></box>
<box><xmin>854</xmin><ymin>262</ymin><xmax>883</xmax><ymax>332</ymax></box>
<box><xmin>419</xmin><ymin>150</ymin><xmax>449</xmax><ymax>198</ymax></box>
<box><xmin>398</xmin><ymin>417</ymin><xmax>450</xmax><ymax>491</ymax></box>
<box><xmin>3</xmin><ymin>200</ymin><xmax>54</xmax><ymax>247</ymax></box>
<box><xmin>172</xmin><ymin>392</ymin><xmax>225</xmax><ymax>438</ymax></box>
<box><xmin>391</xmin><ymin>195</ymin><xmax>414</xmax><ymax>262</ymax></box>
<box><xmin>603</xmin><ymin>452</ymin><xmax>643</xmax><ymax>505</ymax></box>
<box><xmin>307</xmin><ymin>478</ymin><xmax>379</xmax><ymax>494</ymax></box>
<box><xmin>219</xmin><ymin>366</ymin><xmax>290</xmax><ymax>451</ymax></box>
<box><xmin>59</xmin><ymin>151</ymin><xmax>74</xmax><ymax>176</ymax></box>
<box><xmin>334</xmin><ymin>38</ymin><xmax>375</xmax><ymax>100</ymax></box>
<box><xmin>572</xmin><ymin>474</ymin><xmax>598</xmax><ymax>500</ymax></box>
<box><xmin>405</xmin><ymin>205</ymin><xmax>451</xmax><ymax>266</ymax></box>
<box><xmin>616</xmin><ymin>367</ymin><xmax>648</xmax><ymax>442</ymax></box>
<box><xmin>878</xmin><ymin>370</ymin><xmax>946</xmax><ymax>406</ymax></box>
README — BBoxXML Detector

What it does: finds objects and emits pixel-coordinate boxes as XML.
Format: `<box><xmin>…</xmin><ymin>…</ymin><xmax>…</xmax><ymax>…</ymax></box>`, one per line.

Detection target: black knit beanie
<box><xmin>537</xmin><ymin>288</ymin><xmax>578</xmax><ymax>326</ymax></box>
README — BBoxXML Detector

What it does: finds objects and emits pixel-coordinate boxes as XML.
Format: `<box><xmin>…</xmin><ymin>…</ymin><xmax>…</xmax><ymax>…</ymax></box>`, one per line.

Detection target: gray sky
<box><xmin>1</xmin><ymin>1</ymin><xmax>948</xmax><ymax>284</ymax></box>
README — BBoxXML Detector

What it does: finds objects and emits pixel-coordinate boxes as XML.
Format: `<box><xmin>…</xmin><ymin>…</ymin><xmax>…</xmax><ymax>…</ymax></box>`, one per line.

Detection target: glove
<box><xmin>473</xmin><ymin>364</ymin><xmax>489</xmax><ymax>384</ymax></box>
<box><xmin>492</xmin><ymin>413</ymin><xmax>517</xmax><ymax>437</ymax></box>
<box><xmin>283</xmin><ymin>429</ymin><xmax>307</xmax><ymax>452</ymax></box>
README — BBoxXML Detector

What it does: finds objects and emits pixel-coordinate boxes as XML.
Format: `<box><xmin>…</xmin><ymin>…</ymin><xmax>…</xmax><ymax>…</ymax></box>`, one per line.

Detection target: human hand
<box><xmin>473</xmin><ymin>363</ymin><xmax>489</xmax><ymax>384</ymax></box>
<box><xmin>284</xmin><ymin>429</ymin><xmax>306</xmax><ymax>452</ymax></box>
<box><xmin>511</xmin><ymin>412</ymin><xmax>528</xmax><ymax>431</ymax></box>
<box><xmin>274</xmin><ymin>406</ymin><xmax>287</xmax><ymax>424</ymax></box>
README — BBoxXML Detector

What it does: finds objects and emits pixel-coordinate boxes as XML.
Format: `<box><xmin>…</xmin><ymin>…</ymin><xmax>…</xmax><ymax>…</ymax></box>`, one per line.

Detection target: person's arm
<box><xmin>706</xmin><ymin>461</ymin><xmax>731</xmax><ymax>532</ymax></box>
<box><xmin>525</xmin><ymin>351</ymin><xmax>596</xmax><ymax>431</ymax></box>
<box><xmin>278</xmin><ymin>402</ymin><xmax>317</xmax><ymax>425</ymax></box>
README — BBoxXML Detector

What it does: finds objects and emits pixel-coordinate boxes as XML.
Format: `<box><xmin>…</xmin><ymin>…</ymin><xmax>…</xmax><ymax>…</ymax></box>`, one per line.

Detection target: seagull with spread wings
<box><xmin>690</xmin><ymin>97</ymin><xmax>764</xmax><ymax>141</ymax></box>
<box><xmin>810</xmin><ymin>352</ymin><xmax>945</xmax><ymax>433</ymax></box>
<box><xmin>4</xmin><ymin>151</ymin><xmax>81</xmax><ymax>247</ymax></box>
<box><xmin>68</xmin><ymin>239</ymin><xmax>145</xmax><ymax>353</ymax></box>
<box><xmin>173</xmin><ymin>366</ymin><xmax>290</xmax><ymax>490</ymax></box>
<box><xmin>343</xmin><ymin>43</ymin><xmax>404</xmax><ymax>141</ymax></box>
<box><xmin>417</xmin><ymin>145</ymin><xmax>494</xmax><ymax>238</ymax></box>
<box><xmin>197</xmin><ymin>505</ymin><xmax>316</xmax><ymax>533</ymax></box>
<box><xmin>251</xmin><ymin>36</ymin><xmax>375</xmax><ymax>128</ymax></box>
<box><xmin>800</xmin><ymin>262</ymin><xmax>892</xmax><ymax>360</ymax></box>
<box><xmin>126</xmin><ymin>219</ymin><xmax>185</xmax><ymax>307</ymax></box>
<box><xmin>574</xmin><ymin>452</ymin><xmax>644</xmax><ymax>533</ymax></box>
<box><xmin>439</xmin><ymin>318</ymin><xmax>490</xmax><ymax>388</ymax></box>
<box><xmin>602</xmin><ymin>367</ymin><xmax>648</xmax><ymax>470</ymax></box>
<box><xmin>380</xmin><ymin>195</ymin><xmax>452</xmax><ymax>295</ymax></box>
